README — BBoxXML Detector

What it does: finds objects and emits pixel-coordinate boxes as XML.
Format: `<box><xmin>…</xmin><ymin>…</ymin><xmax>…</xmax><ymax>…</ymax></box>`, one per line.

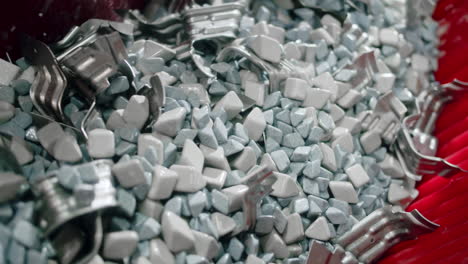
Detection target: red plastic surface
<box><xmin>380</xmin><ymin>0</ymin><xmax>468</xmax><ymax>263</ymax></box>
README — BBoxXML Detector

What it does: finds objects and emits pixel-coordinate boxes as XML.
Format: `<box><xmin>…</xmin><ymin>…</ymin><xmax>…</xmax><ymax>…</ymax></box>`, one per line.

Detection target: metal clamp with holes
<box><xmin>33</xmin><ymin>160</ymin><xmax>117</xmax><ymax>264</ymax></box>
<box><xmin>306</xmin><ymin>206</ymin><xmax>439</xmax><ymax>264</ymax></box>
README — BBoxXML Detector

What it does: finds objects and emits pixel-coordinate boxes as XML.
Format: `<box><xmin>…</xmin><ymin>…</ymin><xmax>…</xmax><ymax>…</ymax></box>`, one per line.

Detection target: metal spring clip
<box><xmin>216</xmin><ymin>38</ymin><xmax>310</xmax><ymax>95</ymax></box>
<box><xmin>33</xmin><ymin>160</ymin><xmax>117</xmax><ymax>264</ymax></box>
<box><xmin>231</xmin><ymin>167</ymin><xmax>276</xmax><ymax>235</ymax></box>
<box><xmin>396</xmin><ymin>80</ymin><xmax>468</xmax><ymax>178</ymax></box>
<box><xmin>307</xmin><ymin>206</ymin><xmax>439</xmax><ymax>264</ymax></box>
<box><xmin>358</xmin><ymin>92</ymin><xmax>408</xmax><ymax>145</ymax></box>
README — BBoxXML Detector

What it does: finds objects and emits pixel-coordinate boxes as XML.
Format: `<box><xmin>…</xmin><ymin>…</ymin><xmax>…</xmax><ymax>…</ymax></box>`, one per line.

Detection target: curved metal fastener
<box><xmin>231</xmin><ymin>167</ymin><xmax>276</xmax><ymax>235</ymax></box>
<box><xmin>307</xmin><ymin>206</ymin><xmax>439</xmax><ymax>264</ymax></box>
<box><xmin>397</xmin><ymin>82</ymin><xmax>468</xmax><ymax>178</ymax></box>
<box><xmin>33</xmin><ymin>160</ymin><xmax>117</xmax><ymax>235</ymax></box>
<box><xmin>217</xmin><ymin>39</ymin><xmax>309</xmax><ymax>95</ymax></box>
<box><xmin>22</xmin><ymin>36</ymin><xmax>68</xmax><ymax>122</ymax></box>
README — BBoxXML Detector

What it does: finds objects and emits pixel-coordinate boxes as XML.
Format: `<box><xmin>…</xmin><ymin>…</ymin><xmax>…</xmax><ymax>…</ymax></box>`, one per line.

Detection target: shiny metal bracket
<box><xmin>33</xmin><ymin>160</ymin><xmax>117</xmax><ymax>264</ymax></box>
<box><xmin>396</xmin><ymin>82</ymin><xmax>468</xmax><ymax>177</ymax></box>
<box><xmin>358</xmin><ymin>92</ymin><xmax>408</xmax><ymax>144</ymax></box>
<box><xmin>307</xmin><ymin>206</ymin><xmax>439</xmax><ymax>264</ymax></box>
<box><xmin>233</xmin><ymin>167</ymin><xmax>276</xmax><ymax>235</ymax></box>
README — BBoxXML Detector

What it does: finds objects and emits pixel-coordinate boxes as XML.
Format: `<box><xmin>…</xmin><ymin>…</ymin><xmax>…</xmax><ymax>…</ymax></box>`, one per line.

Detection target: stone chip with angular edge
<box><xmin>345</xmin><ymin>164</ymin><xmax>370</xmax><ymax>188</ymax></box>
<box><xmin>177</xmin><ymin>139</ymin><xmax>204</xmax><ymax>173</ymax></box>
<box><xmin>153</xmin><ymin>107</ymin><xmax>187</xmax><ymax>137</ymax></box>
<box><xmin>303</xmin><ymin>88</ymin><xmax>331</xmax><ymax>109</ymax></box>
<box><xmin>148</xmin><ymin>165</ymin><xmax>179</xmax><ymax>200</ymax></box>
<box><xmin>9</xmin><ymin>137</ymin><xmax>33</xmax><ymax>165</ymax></box>
<box><xmin>231</xmin><ymin>147</ymin><xmax>257</xmax><ymax>173</ymax></box>
<box><xmin>37</xmin><ymin>122</ymin><xmax>66</xmax><ymax>153</ymax></box>
<box><xmin>244</xmin><ymin>107</ymin><xmax>266</xmax><ymax>141</ymax></box>
<box><xmin>53</xmin><ymin>135</ymin><xmax>83</xmax><ymax>163</ymax></box>
<box><xmin>305</xmin><ymin>216</ymin><xmax>331</xmax><ymax>241</ymax></box>
<box><xmin>270</xmin><ymin>172</ymin><xmax>300</xmax><ymax>198</ymax></box>
<box><xmin>283</xmin><ymin>78</ymin><xmax>309</xmax><ymax>101</ymax></box>
<box><xmin>282</xmin><ymin>213</ymin><xmax>304</xmax><ymax>244</ymax></box>
<box><xmin>0</xmin><ymin>101</ymin><xmax>15</xmax><ymax>124</ymax></box>
<box><xmin>211</xmin><ymin>212</ymin><xmax>236</xmax><ymax>237</ymax></box>
<box><xmin>247</xmin><ymin>35</ymin><xmax>283</xmax><ymax>64</ymax></box>
<box><xmin>192</xmin><ymin>230</ymin><xmax>220</xmax><ymax>260</ymax></box>
<box><xmin>87</xmin><ymin>129</ymin><xmax>115</xmax><ymax>158</ymax></box>
<box><xmin>102</xmin><ymin>231</ymin><xmax>139</xmax><ymax>259</ymax></box>
<box><xmin>112</xmin><ymin>159</ymin><xmax>146</xmax><ymax>188</ymax></box>
<box><xmin>213</xmin><ymin>91</ymin><xmax>244</xmax><ymax>120</ymax></box>
<box><xmin>329</xmin><ymin>181</ymin><xmax>358</xmax><ymax>203</ymax></box>
<box><xmin>319</xmin><ymin>143</ymin><xmax>337</xmax><ymax>172</ymax></box>
<box><xmin>161</xmin><ymin>211</ymin><xmax>195</xmax><ymax>253</ymax></box>
<box><xmin>138</xmin><ymin>134</ymin><xmax>164</xmax><ymax>164</ymax></box>
<box><xmin>149</xmin><ymin>239</ymin><xmax>175</xmax><ymax>264</ymax></box>
<box><xmin>200</xmin><ymin>145</ymin><xmax>231</xmax><ymax>172</ymax></box>
<box><xmin>170</xmin><ymin>165</ymin><xmax>206</xmax><ymax>193</ymax></box>
<box><xmin>244</xmin><ymin>80</ymin><xmax>265</xmax><ymax>106</ymax></box>
<box><xmin>123</xmin><ymin>95</ymin><xmax>149</xmax><ymax>130</ymax></box>
<box><xmin>203</xmin><ymin>167</ymin><xmax>227</xmax><ymax>190</ymax></box>
<box><xmin>260</xmin><ymin>230</ymin><xmax>289</xmax><ymax>259</ymax></box>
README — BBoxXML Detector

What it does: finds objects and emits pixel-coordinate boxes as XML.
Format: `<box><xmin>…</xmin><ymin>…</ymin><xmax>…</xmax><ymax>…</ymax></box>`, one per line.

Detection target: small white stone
<box><xmin>379</xmin><ymin>28</ymin><xmax>400</xmax><ymax>47</ymax></box>
<box><xmin>305</xmin><ymin>216</ymin><xmax>331</xmax><ymax>241</ymax></box>
<box><xmin>319</xmin><ymin>143</ymin><xmax>337</xmax><ymax>172</ymax></box>
<box><xmin>161</xmin><ymin>211</ymin><xmax>195</xmax><ymax>253</ymax></box>
<box><xmin>360</xmin><ymin>131</ymin><xmax>382</xmax><ymax>154</ymax></box>
<box><xmin>0</xmin><ymin>101</ymin><xmax>14</xmax><ymax>124</ymax></box>
<box><xmin>9</xmin><ymin>137</ymin><xmax>33</xmax><ymax>165</ymax></box>
<box><xmin>149</xmin><ymin>239</ymin><xmax>175</xmax><ymax>264</ymax></box>
<box><xmin>260</xmin><ymin>153</ymin><xmax>278</xmax><ymax>172</ymax></box>
<box><xmin>211</xmin><ymin>212</ymin><xmax>236</xmax><ymax>237</ymax></box>
<box><xmin>337</xmin><ymin>90</ymin><xmax>362</xmax><ymax>109</ymax></box>
<box><xmin>148</xmin><ymin>165</ymin><xmax>179</xmax><ymax>200</ymax></box>
<box><xmin>0</xmin><ymin>172</ymin><xmax>26</xmax><ymax>203</ymax></box>
<box><xmin>123</xmin><ymin>95</ymin><xmax>149</xmax><ymax>130</ymax></box>
<box><xmin>37</xmin><ymin>122</ymin><xmax>66</xmax><ymax>153</ymax></box>
<box><xmin>213</xmin><ymin>91</ymin><xmax>244</xmax><ymax>120</ymax></box>
<box><xmin>112</xmin><ymin>159</ymin><xmax>146</xmax><ymax>188</ymax></box>
<box><xmin>192</xmin><ymin>230</ymin><xmax>220</xmax><ymax>260</ymax></box>
<box><xmin>244</xmin><ymin>107</ymin><xmax>266</xmax><ymax>141</ymax></box>
<box><xmin>170</xmin><ymin>165</ymin><xmax>206</xmax><ymax>193</ymax></box>
<box><xmin>200</xmin><ymin>145</ymin><xmax>231</xmax><ymax>172</ymax></box>
<box><xmin>260</xmin><ymin>231</ymin><xmax>289</xmax><ymax>259</ymax></box>
<box><xmin>246</xmin><ymin>255</ymin><xmax>266</xmax><ymax>264</ymax></box>
<box><xmin>231</xmin><ymin>147</ymin><xmax>257</xmax><ymax>173</ymax></box>
<box><xmin>153</xmin><ymin>107</ymin><xmax>187</xmax><ymax>137</ymax></box>
<box><xmin>138</xmin><ymin>134</ymin><xmax>164</xmax><ymax>164</ymax></box>
<box><xmin>102</xmin><ymin>231</ymin><xmax>139</xmax><ymax>259</ymax></box>
<box><xmin>411</xmin><ymin>53</ymin><xmax>430</xmax><ymax>73</ymax></box>
<box><xmin>177</xmin><ymin>140</ymin><xmax>204</xmax><ymax>173</ymax></box>
<box><xmin>53</xmin><ymin>135</ymin><xmax>82</xmax><ymax>162</ymax></box>
<box><xmin>379</xmin><ymin>155</ymin><xmax>404</xmax><ymax>179</ymax></box>
<box><xmin>388</xmin><ymin>182</ymin><xmax>412</xmax><ymax>204</ymax></box>
<box><xmin>375</xmin><ymin>73</ymin><xmax>396</xmax><ymax>93</ymax></box>
<box><xmin>345</xmin><ymin>164</ymin><xmax>370</xmax><ymax>188</ymax></box>
<box><xmin>271</xmin><ymin>172</ymin><xmax>300</xmax><ymax>198</ymax></box>
<box><xmin>202</xmin><ymin>167</ymin><xmax>226</xmax><ymax>190</ymax></box>
<box><xmin>244</xmin><ymin>80</ymin><xmax>265</xmax><ymax>106</ymax></box>
<box><xmin>332</xmin><ymin>132</ymin><xmax>354</xmax><ymax>153</ymax></box>
<box><xmin>283</xmin><ymin>78</ymin><xmax>309</xmax><ymax>101</ymax></box>
<box><xmin>284</xmin><ymin>42</ymin><xmax>302</xmax><ymax>60</ymax></box>
<box><xmin>106</xmin><ymin>109</ymin><xmax>127</xmax><ymax>130</ymax></box>
<box><xmin>312</xmin><ymin>73</ymin><xmax>338</xmax><ymax>101</ymax></box>
<box><xmin>222</xmin><ymin>185</ymin><xmax>249</xmax><ymax>213</ymax></box>
<box><xmin>139</xmin><ymin>199</ymin><xmax>164</xmax><ymax>221</ymax></box>
<box><xmin>329</xmin><ymin>181</ymin><xmax>358</xmax><ymax>203</ymax></box>
<box><xmin>337</xmin><ymin>116</ymin><xmax>361</xmax><ymax>134</ymax></box>
<box><xmin>87</xmin><ymin>129</ymin><xmax>115</xmax><ymax>158</ymax></box>
<box><xmin>303</xmin><ymin>88</ymin><xmax>331</xmax><ymax>109</ymax></box>
<box><xmin>248</xmin><ymin>35</ymin><xmax>283</xmax><ymax>63</ymax></box>
<box><xmin>310</xmin><ymin>28</ymin><xmax>336</xmax><ymax>45</ymax></box>
<box><xmin>282</xmin><ymin>213</ymin><xmax>304</xmax><ymax>244</ymax></box>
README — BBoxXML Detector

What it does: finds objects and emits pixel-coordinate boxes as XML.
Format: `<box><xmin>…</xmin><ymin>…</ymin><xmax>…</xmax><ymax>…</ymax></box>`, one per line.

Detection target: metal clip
<box><xmin>22</xmin><ymin>36</ymin><xmax>69</xmax><ymax>121</ymax></box>
<box><xmin>341</xmin><ymin>51</ymin><xmax>379</xmax><ymax>91</ymax></box>
<box><xmin>33</xmin><ymin>160</ymin><xmax>117</xmax><ymax>264</ymax></box>
<box><xmin>216</xmin><ymin>38</ymin><xmax>309</xmax><ymax>94</ymax></box>
<box><xmin>307</xmin><ymin>206</ymin><xmax>438</xmax><ymax>264</ymax></box>
<box><xmin>232</xmin><ymin>167</ymin><xmax>276</xmax><ymax>235</ymax></box>
<box><xmin>358</xmin><ymin>92</ymin><xmax>408</xmax><ymax>144</ymax></box>
<box><xmin>396</xmin><ymin>83</ymin><xmax>468</xmax><ymax>177</ymax></box>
